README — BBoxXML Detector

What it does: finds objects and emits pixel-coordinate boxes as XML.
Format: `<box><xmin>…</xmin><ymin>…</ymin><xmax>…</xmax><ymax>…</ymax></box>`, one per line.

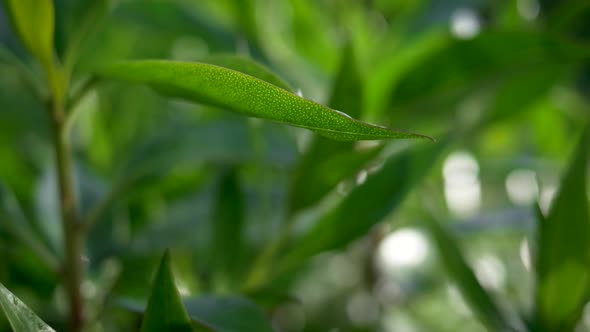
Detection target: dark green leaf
<box><xmin>184</xmin><ymin>296</ymin><xmax>275</xmax><ymax>332</ymax></box>
<box><xmin>2</xmin><ymin>0</ymin><xmax>54</xmax><ymax>66</ymax></box>
<box><xmin>277</xmin><ymin>137</ymin><xmax>449</xmax><ymax>276</ymax></box>
<box><xmin>0</xmin><ymin>282</ymin><xmax>55</xmax><ymax>332</ymax></box>
<box><xmin>0</xmin><ymin>182</ymin><xmax>60</xmax><ymax>272</ymax></box>
<box><xmin>211</xmin><ymin>168</ymin><xmax>244</xmax><ymax>287</ymax></box>
<box><xmin>388</xmin><ymin>29</ymin><xmax>590</xmax><ymax>128</ymax></box>
<box><xmin>423</xmin><ymin>216</ymin><xmax>517</xmax><ymax>332</ymax></box>
<box><xmin>121</xmin><ymin>296</ymin><xmax>275</xmax><ymax>332</ymax></box>
<box><xmin>535</xmin><ymin>125</ymin><xmax>590</xmax><ymax>331</ymax></box>
<box><xmin>97</xmin><ymin>60</ymin><xmax>432</xmax><ymax>141</ymax></box>
<box><xmin>141</xmin><ymin>251</ymin><xmax>194</xmax><ymax>332</ymax></box>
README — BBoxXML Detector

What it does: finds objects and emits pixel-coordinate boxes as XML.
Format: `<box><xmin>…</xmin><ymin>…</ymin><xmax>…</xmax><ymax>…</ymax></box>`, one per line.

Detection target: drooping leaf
<box><xmin>0</xmin><ymin>282</ymin><xmax>55</xmax><ymax>332</ymax></box>
<box><xmin>201</xmin><ymin>54</ymin><xmax>292</xmax><ymax>92</ymax></box>
<box><xmin>423</xmin><ymin>215</ymin><xmax>518</xmax><ymax>332</ymax></box>
<box><xmin>140</xmin><ymin>251</ymin><xmax>194</xmax><ymax>332</ymax></box>
<box><xmin>277</xmin><ymin>137</ymin><xmax>449</xmax><ymax>277</ymax></box>
<box><xmin>3</xmin><ymin>0</ymin><xmax>55</xmax><ymax>66</ymax></box>
<box><xmin>97</xmin><ymin>60</ymin><xmax>432</xmax><ymax>141</ymax></box>
<box><xmin>535</xmin><ymin>125</ymin><xmax>590</xmax><ymax>331</ymax></box>
<box><xmin>288</xmin><ymin>43</ymin><xmax>380</xmax><ymax>213</ymax></box>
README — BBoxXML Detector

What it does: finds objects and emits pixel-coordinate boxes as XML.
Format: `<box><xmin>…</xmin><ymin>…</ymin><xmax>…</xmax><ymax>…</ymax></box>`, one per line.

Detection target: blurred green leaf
<box><xmin>535</xmin><ymin>125</ymin><xmax>590</xmax><ymax>331</ymax></box>
<box><xmin>0</xmin><ymin>282</ymin><xmax>55</xmax><ymax>332</ymax></box>
<box><xmin>184</xmin><ymin>296</ymin><xmax>275</xmax><ymax>332</ymax></box>
<box><xmin>201</xmin><ymin>55</ymin><xmax>292</xmax><ymax>92</ymax></box>
<box><xmin>141</xmin><ymin>251</ymin><xmax>194</xmax><ymax>332</ymax></box>
<box><xmin>97</xmin><ymin>60</ymin><xmax>431</xmax><ymax>141</ymax></box>
<box><xmin>0</xmin><ymin>183</ymin><xmax>59</xmax><ymax>272</ymax></box>
<box><xmin>58</xmin><ymin>0</ymin><xmax>115</xmax><ymax>68</ymax></box>
<box><xmin>2</xmin><ymin>0</ymin><xmax>54</xmax><ymax>66</ymax></box>
<box><xmin>277</xmin><ymin>137</ymin><xmax>448</xmax><ymax>276</ymax></box>
<box><xmin>122</xmin><ymin>295</ymin><xmax>275</xmax><ymax>332</ymax></box>
<box><xmin>365</xmin><ymin>29</ymin><xmax>450</xmax><ymax>120</ymax></box>
<box><xmin>423</xmin><ymin>215</ymin><xmax>518</xmax><ymax>332</ymax></box>
<box><xmin>487</xmin><ymin>64</ymin><xmax>569</xmax><ymax>124</ymax></box>
<box><xmin>389</xmin><ymin>29</ymin><xmax>590</xmax><ymax>125</ymax></box>
<box><xmin>211</xmin><ymin>169</ymin><xmax>244</xmax><ymax>288</ymax></box>
<box><xmin>289</xmin><ymin>44</ymin><xmax>380</xmax><ymax>213</ymax></box>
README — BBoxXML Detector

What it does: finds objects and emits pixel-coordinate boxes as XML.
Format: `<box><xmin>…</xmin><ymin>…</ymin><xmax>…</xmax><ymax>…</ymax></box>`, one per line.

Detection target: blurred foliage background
<box><xmin>1</xmin><ymin>0</ymin><xmax>590</xmax><ymax>331</ymax></box>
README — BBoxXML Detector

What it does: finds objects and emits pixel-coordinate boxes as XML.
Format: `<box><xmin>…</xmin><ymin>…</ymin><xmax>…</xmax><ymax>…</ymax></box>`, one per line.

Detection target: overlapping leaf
<box><xmin>288</xmin><ymin>44</ymin><xmax>380</xmax><ymax>213</ymax></box>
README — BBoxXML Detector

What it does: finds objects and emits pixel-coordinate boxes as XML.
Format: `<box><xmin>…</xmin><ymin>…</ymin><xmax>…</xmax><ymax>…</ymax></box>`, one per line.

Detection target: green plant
<box><xmin>0</xmin><ymin>1</ymin><xmax>589</xmax><ymax>332</ymax></box>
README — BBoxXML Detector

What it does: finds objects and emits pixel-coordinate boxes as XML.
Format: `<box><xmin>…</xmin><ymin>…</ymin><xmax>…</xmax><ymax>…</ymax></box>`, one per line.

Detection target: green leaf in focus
<box><xmin>201</xmin><ymin>54</ymin><xmax>292</xmax><ymax>92</ymax></box>
<box><xmin>423</xmin><ymin>215</ymin><xmax>517</xmax><ymax>332</ymax></box>
<box><xmin>0</xmin><ymin>282</ymin><xmax>55</xmax><ymax>332</ymax></box>
<box><xmin>3</xmin><ymin>0</ymin><xmax>55</xmax><ymax>66</ymax></box>
<box><xmin>535</xmin><ymin>124</ymin><xmax>590</xmax><ymax>332</ymax></box>
<box><xmin>140</xmin><ymin>251</ymin><xmax>194</xmax><ymax>332</ymax></box>
<box><xmin>97</xmin><ymin>60</ymin><xmax>432</xmax><ymax>141</ymax></box>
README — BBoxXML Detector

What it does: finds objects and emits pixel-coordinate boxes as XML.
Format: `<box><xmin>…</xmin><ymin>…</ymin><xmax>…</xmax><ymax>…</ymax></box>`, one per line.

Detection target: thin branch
<box><xmin>49</xmin><ymin>95</ymin><xmax>86</xmax><ymax>332</ymax></box>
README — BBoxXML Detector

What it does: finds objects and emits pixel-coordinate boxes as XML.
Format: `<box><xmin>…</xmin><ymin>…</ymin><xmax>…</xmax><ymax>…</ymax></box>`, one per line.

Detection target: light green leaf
<box><xmin>97</xmin><ymin>60</ymin><xmax>432</xmax><ymax>141</ymax></box>
<box><xmin>0</xmin><ymin>282</ymin><xmax>55</xmax><ymax>332</ymax></box>
<box><xmin>3</xmin><ymin>0</ymin><xmax>54</xmax><ymax>66</ymax></box>
<box><xmin>423</xmin><ymin>216</ymin><xmax>517</xmax><ymax>332</ymax></box>
<box><xmin>201</xmin><ymin>54</ymin><xmax>292</xmax><ymax>92</ymax></box>
<box><xmin>141</xmin><ymin>251</ymin><xmax>194</xmax><ymax>332</ymax></box>
<box><xmin>535</xmin><ymin>125</ymin><xmax>590</xmax><ymax>332</ymax></box>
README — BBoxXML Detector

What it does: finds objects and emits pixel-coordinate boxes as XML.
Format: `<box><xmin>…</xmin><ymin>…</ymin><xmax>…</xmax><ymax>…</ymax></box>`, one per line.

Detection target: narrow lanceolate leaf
<box><xmin>424</xmin><ymin>216</ymin><xmax>516</xmax><ymax>332</ymax></box>
<box><xmin>141</xmin><ymin>251</ymin><xmax>194</xmax><ymax>332</ymax></box>
<box><xmin>97</xmin><ymin>60</ymin><xmax>432</xmax><ymax>141</ymax></box>
<box><xmin>0</xmin><ymin>282</ymin><xmax>55</xmax><ymax>332</ymax></box>
<box><xmin>535</xmin><ymin>125</ymin><xmax>590</xmax><ymax>332</ymax></box>
<box><xmin>3</xmin><ymin>0</ymin><xmax>54</xmax><ymax>66</ymax></box>
<box><xmin>201</xmin><ymin>54</ymin><xmax>293</xmax><ymax>92</ymax></box>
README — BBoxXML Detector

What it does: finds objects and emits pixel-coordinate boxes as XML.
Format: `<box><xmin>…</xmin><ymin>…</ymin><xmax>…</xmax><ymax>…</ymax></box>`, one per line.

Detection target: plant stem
<box><xmin>49</xmin><ymin>97</ymin><xmax>85</xmax><ymax>332</ymax></box>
